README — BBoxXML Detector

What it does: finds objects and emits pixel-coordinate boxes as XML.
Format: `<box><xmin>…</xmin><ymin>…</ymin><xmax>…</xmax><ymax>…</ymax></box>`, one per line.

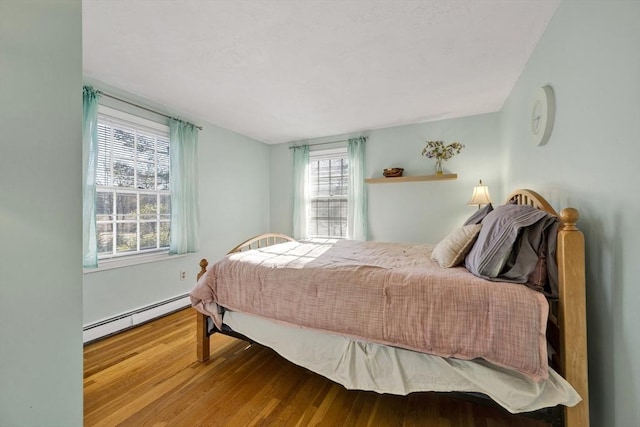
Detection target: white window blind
<box><xmin>308</xmin><ymin>148</ymin><xmax>349</xmax><ymax>239</ymax></box>
<box><xmin>95</xmin><ymin>106</ymin><xmax>171</xmax><ymax>259</ymax></box>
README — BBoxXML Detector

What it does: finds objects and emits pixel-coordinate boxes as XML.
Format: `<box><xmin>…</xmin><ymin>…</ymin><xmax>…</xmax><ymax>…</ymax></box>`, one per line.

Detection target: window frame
<box><xmin>89</xmin><ymin>105</ymin><xmax>172</xmax><ymax>271</ymax></box>
<box><xmin>307</xmin><ymin>147</ymin><xmax>349</xmax><ymax>239</ymax></box>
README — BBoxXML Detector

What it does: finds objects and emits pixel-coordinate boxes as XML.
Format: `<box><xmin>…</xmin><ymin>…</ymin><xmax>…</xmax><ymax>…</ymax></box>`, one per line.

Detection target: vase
<box><xmin>434</xmin><ymin>158</ymin><xmax>443</xmax><ymax>175</ymax></box>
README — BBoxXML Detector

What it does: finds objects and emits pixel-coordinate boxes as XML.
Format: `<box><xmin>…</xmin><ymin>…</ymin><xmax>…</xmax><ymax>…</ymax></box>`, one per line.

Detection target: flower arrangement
<box><xmin>421</xmin><ymin>140</ymin><xmax>464</xmax><ymax>174</ymax></box>
<box><xmin>421</xmin><ymin>140</ymin><xmax>464</xmax><ymax>160</ymax></box>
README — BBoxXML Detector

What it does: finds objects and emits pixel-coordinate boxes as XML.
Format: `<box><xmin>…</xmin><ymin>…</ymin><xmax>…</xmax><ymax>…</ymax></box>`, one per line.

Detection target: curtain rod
<box><xmin>97</xmin><ymin>90</ymin><xmax>203</xmax><ymax>130</ymax></box>
<box><xmin>289</xmin><ymin>139</ymin><xmax>347</xmax><ymax>150</ymax></box>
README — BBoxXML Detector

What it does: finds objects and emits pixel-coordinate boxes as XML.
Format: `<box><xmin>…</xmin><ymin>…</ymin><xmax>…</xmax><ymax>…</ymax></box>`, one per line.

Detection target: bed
<box><xmin>189</xmin><ymin>189</ymin><xmax>589</xmax><ymax>427</ymax></box>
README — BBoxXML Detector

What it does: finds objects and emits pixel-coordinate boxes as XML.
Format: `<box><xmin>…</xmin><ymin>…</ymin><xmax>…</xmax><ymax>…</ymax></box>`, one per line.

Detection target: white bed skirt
<box><xmin>223</xmin><ymin>310</ymin><xmax>580</xmax><ymax>414</ymax></box>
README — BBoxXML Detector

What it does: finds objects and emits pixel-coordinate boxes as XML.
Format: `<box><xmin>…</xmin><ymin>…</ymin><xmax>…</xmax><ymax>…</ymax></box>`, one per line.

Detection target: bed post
<box><xmin>557</xmin><ymin>208</ymin><xmax>589</xmax><ymax>427</ymax></box>
<box><xmin>196</xmin><ymin>312</ymin><xmax>210</xmax><ymax>362</ymax></box>
<box><xmin>196</xmin><ymin>259</ymin><xmax>210</xmax><ymax>362</ymax></box>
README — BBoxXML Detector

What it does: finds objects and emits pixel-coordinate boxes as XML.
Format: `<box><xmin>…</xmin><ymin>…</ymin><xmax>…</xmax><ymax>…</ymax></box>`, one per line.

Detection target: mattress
<box><xmin>191</xmin><ymin>239</ymin><xmax>550</xmax><ymax>381</ymax></box>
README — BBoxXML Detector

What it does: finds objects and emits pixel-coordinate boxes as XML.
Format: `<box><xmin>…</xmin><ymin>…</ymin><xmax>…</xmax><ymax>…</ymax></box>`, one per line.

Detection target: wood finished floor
<box><xmin>84</xmin><ymin>308</ymin><xmax>550</xmax><ymax>427</ymax></box>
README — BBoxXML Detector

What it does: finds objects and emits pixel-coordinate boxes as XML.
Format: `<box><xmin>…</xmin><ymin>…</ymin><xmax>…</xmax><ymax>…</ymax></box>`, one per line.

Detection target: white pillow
<box><xmin>431</xmin><ymin>224</ymin><xmax>482</xmax><ymax>268</ymax></box>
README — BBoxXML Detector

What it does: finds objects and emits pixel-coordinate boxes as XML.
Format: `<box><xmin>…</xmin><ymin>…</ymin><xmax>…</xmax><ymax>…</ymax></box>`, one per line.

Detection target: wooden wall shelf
<box><xmin>365</xmin><ymin>173</ymin><xmax>457</xmax><ymax>184</ymax></box>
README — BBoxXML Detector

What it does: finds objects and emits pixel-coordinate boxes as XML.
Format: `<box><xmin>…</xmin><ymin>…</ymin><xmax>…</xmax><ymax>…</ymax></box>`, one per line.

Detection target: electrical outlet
<box><xmin>180</xmin><ymin>271</ymin><xmax>187</xmax><ymax>280</ymax></box>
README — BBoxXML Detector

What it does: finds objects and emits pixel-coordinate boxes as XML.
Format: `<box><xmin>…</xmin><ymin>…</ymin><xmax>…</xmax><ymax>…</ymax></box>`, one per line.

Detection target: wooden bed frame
<box><xmin>194</xmin><ymin>190</ymin><xmax>589</xmax><ymax>427</ymax></box>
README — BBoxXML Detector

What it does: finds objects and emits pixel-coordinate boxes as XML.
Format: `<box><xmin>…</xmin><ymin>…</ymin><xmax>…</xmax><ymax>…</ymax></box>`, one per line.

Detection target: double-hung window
<box><xmin>307</xmin><ymin>148</ymin><xmax>349</xmax><ymax>239</ymax></box>
<box><xmin>95</xmin><ymin>106</ymin><xmax>171</xmax><ymax>259</ymax></box>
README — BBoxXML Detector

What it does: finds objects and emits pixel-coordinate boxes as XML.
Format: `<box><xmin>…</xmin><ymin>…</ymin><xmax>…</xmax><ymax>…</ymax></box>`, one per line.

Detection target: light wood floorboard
<box><xmin>84</xmin><ymin>308</ymin><xmax>550</xmax><ymax>427</ymax></box>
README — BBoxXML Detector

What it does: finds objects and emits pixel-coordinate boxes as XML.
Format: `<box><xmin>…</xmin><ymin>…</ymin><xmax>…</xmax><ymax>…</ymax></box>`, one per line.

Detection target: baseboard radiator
<box><xmin>83</xmin><ymin>294</ymin><xmax>191</xmax><ymax>343</ymax></box>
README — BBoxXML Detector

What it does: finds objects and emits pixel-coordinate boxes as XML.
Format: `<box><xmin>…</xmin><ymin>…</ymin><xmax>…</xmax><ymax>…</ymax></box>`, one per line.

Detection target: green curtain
<box><xmin>292</xmin><ymin>145</ymin><xmax>309</xmax><ymax>240</ymax></box>
<box><xmin>347</xmin><ymin>136</ymin><xmax>368</xmax><ymax>241</ymax></box>
<box><xmin>82</xmin><ymin>86</ymin><xmax>100</xmax><ymax>268</ymax></box>
<box><xmin>169</xmin><ymin>119</ymin><xmax>200</xmax><ymax>255</ymax></box>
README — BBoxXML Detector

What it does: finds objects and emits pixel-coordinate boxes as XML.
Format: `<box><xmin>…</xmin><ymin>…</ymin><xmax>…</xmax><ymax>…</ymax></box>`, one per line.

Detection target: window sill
<box><xmin>83</xmin><ymin>251</ymin><xmax>185</xmax><ymax>274</ymax></box>
<box><xmin>303</xmin><ymin>238</ymin><xmax>342</xmax><ymax>243</ymax></box>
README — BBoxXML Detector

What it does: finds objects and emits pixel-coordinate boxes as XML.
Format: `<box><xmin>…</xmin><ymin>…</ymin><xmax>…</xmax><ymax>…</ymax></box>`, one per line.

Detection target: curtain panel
<box><xmin>292</xmin><ymin>145</ymin><xmax>310</xmax><ymax>240</ymax></box>
<box><xmin>347</xmin><ymin>136</ymin><xmax>368</xmax><ymax>241</ymax></box>
<box><xmin>82</xmin><ymin>86</ymin><xmax>100</xmax><ymax>268</ymax></box>
<box><xmin>169</xmin><ymin>119</ymin><xmax>200</xmax><ymax>255</ymax></box>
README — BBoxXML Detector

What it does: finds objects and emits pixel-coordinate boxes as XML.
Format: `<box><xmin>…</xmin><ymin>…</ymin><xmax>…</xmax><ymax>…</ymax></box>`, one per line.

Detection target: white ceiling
<box><xmin>83</xmin><ymin>0</ymin><xmax>559</xmax><ymax>144</ymax></box>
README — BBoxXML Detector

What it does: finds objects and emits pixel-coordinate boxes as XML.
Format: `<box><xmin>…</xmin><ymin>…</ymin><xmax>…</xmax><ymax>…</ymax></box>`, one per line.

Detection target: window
<box><xmin>95</xmin><ymin>106</ymin><xmax>171</xmax><ymax>259</ymax></box>
<box><xmin>307</xmin><ymin>148</ymin><xmax>349</xmax><ymax>239</ymax></box>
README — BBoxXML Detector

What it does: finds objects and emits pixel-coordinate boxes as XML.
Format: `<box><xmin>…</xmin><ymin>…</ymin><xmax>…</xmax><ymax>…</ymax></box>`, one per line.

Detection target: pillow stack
<box><xmin>431</xmin><ymin>202</ymin><xmax>559</xmax><ymax>296</ymax></box>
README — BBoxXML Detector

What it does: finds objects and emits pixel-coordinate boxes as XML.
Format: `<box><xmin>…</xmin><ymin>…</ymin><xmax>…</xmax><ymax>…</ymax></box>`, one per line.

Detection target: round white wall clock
<box><xmin>530</xmin><ymin>85</ymin><xmax>555</xmax><ymax>146</ymax></box>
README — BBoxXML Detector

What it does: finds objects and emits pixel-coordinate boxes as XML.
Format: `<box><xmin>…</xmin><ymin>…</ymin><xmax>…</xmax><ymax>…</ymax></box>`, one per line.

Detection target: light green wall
<box><xmin>196</xmin><ymin>124</ymin><xmax>271</xmax><ymax>260</ymax></box>
<box><xmin>0</xmin><ymin>1</ymin><xmax>83</xmax><ymax>425</ymax></box>
<box><xmin>500</xmin><ymin>2</ymin><xmax>640</xmax><ymax>426</ymax></box>
<box><xmin>366</xmin><ymin>114</ymin><xmax>502</xmax><ymax>243</ymax></box>
<box><xmin>270</xmin><ymin>113</ymin><xmax>503</xmax><ymax>243</ymax></box>
<box><xmin>82</xmin><ymin>83</ymin><xmax>271</xmax><ymax>325</ymax></box>
<box><xmin>268</xmin><ymin>142</ymin><xmax>294</xmax><ymax>236</ymax></box>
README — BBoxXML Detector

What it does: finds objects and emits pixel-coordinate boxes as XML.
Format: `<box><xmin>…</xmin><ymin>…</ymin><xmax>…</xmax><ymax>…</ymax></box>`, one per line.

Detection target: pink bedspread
<box><xmin>190</xmin><ymin>240</ymin><xmax>549</xmax><ymax>381</ymax></box>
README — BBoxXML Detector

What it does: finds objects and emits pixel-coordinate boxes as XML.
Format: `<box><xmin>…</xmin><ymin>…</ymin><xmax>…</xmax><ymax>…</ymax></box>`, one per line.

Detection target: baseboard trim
<box><xmin>83</xmin><ymin>294</ymin><xmax>191</xmax><ymax>344</ymax></box>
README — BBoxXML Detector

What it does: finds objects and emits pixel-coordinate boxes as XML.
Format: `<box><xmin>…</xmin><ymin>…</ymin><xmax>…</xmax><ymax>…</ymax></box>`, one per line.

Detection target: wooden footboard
<box><xmin>227</xmin><ymin>232</ymin><xmax>296</xmax><ymax>253</ymax></box>
<box><xmin>195</xmin><ymin>233</ymin><xmax>296</xmax><ymax>362</ymax></box>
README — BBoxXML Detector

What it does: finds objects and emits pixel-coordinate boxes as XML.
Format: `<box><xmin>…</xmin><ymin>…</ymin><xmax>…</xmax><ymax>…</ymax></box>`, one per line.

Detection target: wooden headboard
<box><xmin>507</xmin><ymin>189</ymin><xmax>589</xmax><ymax>427</ymax></box>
